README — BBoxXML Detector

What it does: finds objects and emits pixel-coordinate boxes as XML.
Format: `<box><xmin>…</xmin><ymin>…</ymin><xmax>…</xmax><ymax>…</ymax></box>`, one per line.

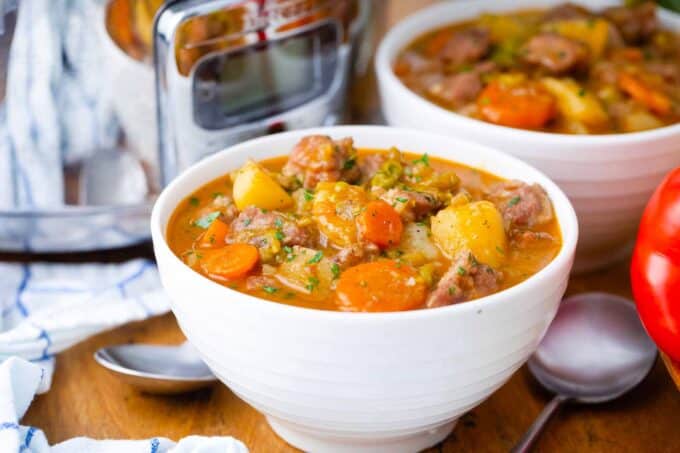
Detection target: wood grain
<box><xmin>12</xmin><ymin>1</ymin><xmax>680</xmax><ymax>452</ymax></box>
<box><xmin>661</xmin><ymin>354</ymin><xmax>680</xmax><ymax>390</ymax></box>
<box><xmin>20</xmin><ymin>259</ymin><xmax>680</xmax><ymax>453</ymax></box>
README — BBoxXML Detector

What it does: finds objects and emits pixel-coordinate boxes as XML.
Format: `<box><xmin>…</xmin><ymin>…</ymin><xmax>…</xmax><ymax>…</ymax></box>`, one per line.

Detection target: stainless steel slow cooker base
<box><xmin>0</xmin><ymin>202</ymin><xmax>153</xmax><ymax>253</ymax></box>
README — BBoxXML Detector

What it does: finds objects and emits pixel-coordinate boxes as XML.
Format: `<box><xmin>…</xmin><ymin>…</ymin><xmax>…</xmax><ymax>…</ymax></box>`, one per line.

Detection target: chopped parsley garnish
<box><xmin>412</xmin><ymin>153</ymin><xmax>430</xmax><ymax>166</ymax></box>
<box><xmin>307</xmin><ymin>251</ymin><xmax>323</xmax><ymax>264</ymax></box>
<box><xmin>415</xmin><ymin>221</ymin><xmax>426</xmax><ymax>227</ymax></box>
<box><xmin>262</xmin><ymin>285</ymin><xmax>278</xmax><ymax>294</ymax></box>
<box><xmin>303</xmin><ymin>189</ymin><xmax>314</xmax><ymax>202</ymax></box>
<box><xmin>496</xmin><ymin>245</ymin><xmax>505</xmax><ymax>255</ymax></box>
<box><xmin>194</xmin><ymin>211</ymin><xmax>220</xmax><ymax>229</ymax></box>
<box><xmin>457</xmin><ymin>266</ymin><xmax>467</xmax><ymax>276</ymax></box>
<box><xmin>274</xmin><ymin>218</ymin><xmax>283</xmax><ymax>228</ymax></box>
<box><xmin>468</xmin><ymin>253</ymin><xmax>479</xmax><ymax>266</ymax></box>
<box><xmin>184</xmin><ymin>250</ymin><xmax>203</xmax><ymax>260</ymax></box>
<box><xmin>395</xmin><ymin>197</ymin><xmax>409</xmax><ymax>203</ymax></box>
<box><xmin>331</xmin><ymin>263</ymin><xmax>341</xmax><ymax>279</ymax></box>
<box><xmin>343</xmin><ymin>157</ymin><xmax>357</xmax><ymax>170</ymax></box>
<box><xmin>189</xmin><ymin>196</ymin><xmax>200</xmax><ymax>206</ymax></box>
<box><xmin>306</xmin><ymin>276</ymin><xmax>320</xmax><ymax>292</ymax></box>
<box><xmin>243</xmin><ymin>218</ymin><xmax>252</xmax><ymax>226</ymax></box>
<box><xmin>275</xmin><ymin>230</ymin><xmax>285</xmax><ymax>241</ymax></box>
<box><xmin>578</xmin><ymin>88</ymin><xmax>586</xmax><ymax>97</ymax></box>
<box><xmin>508</xmin><ymin>196</ymin><xmax>521</xmax><ymax>207</ymax></box>
<box><xmin>448</xmin><ymin>287</ymin><xmax>457</xmax><ymax>296</ymax></box>
<box><xmin>283</xmin><ymin>245</ymin><xmax>297</xmax><ymax>261</ymax></box>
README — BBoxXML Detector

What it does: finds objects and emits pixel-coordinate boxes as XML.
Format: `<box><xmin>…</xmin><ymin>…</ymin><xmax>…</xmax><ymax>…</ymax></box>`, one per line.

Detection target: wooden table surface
<box><xmin>9</xmin><ymin>1</ymin><xmax>680</xmax><ymax>452</ymax></box>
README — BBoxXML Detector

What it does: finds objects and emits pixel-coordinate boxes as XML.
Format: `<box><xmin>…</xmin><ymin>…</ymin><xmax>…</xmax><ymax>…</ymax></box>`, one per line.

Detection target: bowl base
<box><xmin>267</xmin><ymin>417</ymin><xmax>456</xmax><ymax>453</ymax></box>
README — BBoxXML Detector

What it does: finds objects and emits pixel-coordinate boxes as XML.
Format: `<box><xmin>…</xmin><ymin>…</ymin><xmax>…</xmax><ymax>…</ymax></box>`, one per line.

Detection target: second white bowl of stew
<box><xmin>151</xmin><ymin>126</ymin><xmax>577</xmax><ymax>452</ymax></box>
<box><xmin>376</xmin><ymin>0</ymin><xmax>680</xmax><ymax>272</ymax></box>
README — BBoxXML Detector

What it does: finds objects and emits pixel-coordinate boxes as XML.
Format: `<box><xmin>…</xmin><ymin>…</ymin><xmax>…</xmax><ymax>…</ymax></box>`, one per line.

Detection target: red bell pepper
<box><xmin>631</xmin><ymin>168</ymin><xmax>680</xmax><ymax>364</ymax></box>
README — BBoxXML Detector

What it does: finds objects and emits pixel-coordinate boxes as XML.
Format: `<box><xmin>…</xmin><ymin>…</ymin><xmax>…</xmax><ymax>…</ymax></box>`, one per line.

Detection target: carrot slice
<box><xmin>618</xmin><ymin>72</ymin><xmax>671</xmax><ymax>116</ymax></box>
<box><xmin>614</xmin><ymin>47</ymin><xmax>643</xmax><ymax>62</ymax></box>
<box><xmin>477</xmin><ymin>81</ymin><xmax>557</xmax><ymax>129</ymax></box>
<box><xmin>424</xmin><ymin>30</ymin><xmax>453</xmax><ymax>57</ymax></box>
<box><xmin>198</xmin><ymin>218</ymin><xmax>229</xmax><ymax>248</ymax></box>
<box><xmin>107</xmin><ymin>0</ymin><xmax>138</xmax><ymax>55</ymax></box>
<box><xmin>201</xmin><ymin>244</ymin><xmax>259</xmax><ymax>281</ymax></box>
<box><xmin>335</xmin><ymin>261</ymin><xmax>426</xmax><ymax>312</ymax></box>
<box><xmin>358</xmin><ymin>200</ymin><xmax>403</xmax><ymax>249</ymax></box>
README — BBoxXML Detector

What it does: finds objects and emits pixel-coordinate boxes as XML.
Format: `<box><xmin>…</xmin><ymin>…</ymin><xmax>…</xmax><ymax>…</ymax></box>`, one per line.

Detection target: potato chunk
<box><xmin>621</xmin><ymin>110</ymin><xmax>664</xmax><ymax>132</ymax></box>
<box><xmin>232</xmin><ymin>160</ymin><xmax>293</xmax><ymax>211</ymax></box>
<box><xmin>312</xmin><ymin>182</ymin><xmax>367</xmax><ymax>247</ymax></box>
<box><xmin>276</xmin><ymin>247</ymin><xmax>336</xmax><ymax>301</ymax></box>
<box><xmin>398</xmin><ymin>223</ymin><xmax>441</xmax><ymax>266</ymax></box>
<box><xmin>547</xmin><ymin>18</ymin><xmax>610</xmax><ymax>59</ymax></box>
<box><xmin>431</xmin><ymin>201</ymin><xmax>507</xmax><ymax>268</ymax></box>
<box><xmin>540</xmin><ymin>77</ymin><xmax>608</xmax><ymax>127</ymax></box>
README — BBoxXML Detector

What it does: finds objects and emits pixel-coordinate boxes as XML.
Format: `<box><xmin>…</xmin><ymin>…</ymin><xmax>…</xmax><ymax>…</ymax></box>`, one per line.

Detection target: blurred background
<box><xmin>0</xmin><ymin>0</ymin><xmax>677</xmax><ymax>253</ymax></box>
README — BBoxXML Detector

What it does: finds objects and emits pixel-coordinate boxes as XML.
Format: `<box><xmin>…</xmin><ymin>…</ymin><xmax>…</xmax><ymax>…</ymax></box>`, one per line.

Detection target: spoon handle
<box><xmin>511</xmin><ymin>394</ymin><xmax>569</xmax><ymax>453</ymax></box>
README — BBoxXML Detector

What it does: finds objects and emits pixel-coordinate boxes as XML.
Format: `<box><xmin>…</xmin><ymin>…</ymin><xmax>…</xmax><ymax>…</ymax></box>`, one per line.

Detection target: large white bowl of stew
<box><xmin>151</xmin><ymin>126</ymin><xmax>577</xmax><ymax>453</ymax></box>
<box><xmin>376</xmin><ymin>0</ymin><xmax>680</xmax><ymax>272</ymax></box>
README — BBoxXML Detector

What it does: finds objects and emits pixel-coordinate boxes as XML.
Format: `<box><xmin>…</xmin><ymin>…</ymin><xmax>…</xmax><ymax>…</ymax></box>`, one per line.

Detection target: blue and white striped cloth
<box><xmin>1</xmin><ymin>356</ymin><xmax>248</xmax><ymax>452</ymax></box>
<box><xmin>0</xmin><ymin>0</ymin><xmax>119</xmax><ymax>209</ymax></box>
<box><xmin>0</xmin><ymin>259</ymin><xmax>167</xmax><ymax>387</ymax></box>
<box><xmin>0</xmin><ymin>260</ymin><xmax>248</xmax><ymax>452</ymax></box>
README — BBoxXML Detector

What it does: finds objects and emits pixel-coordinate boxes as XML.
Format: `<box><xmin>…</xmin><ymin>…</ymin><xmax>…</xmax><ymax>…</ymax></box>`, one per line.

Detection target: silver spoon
<box><xmin>512</xmin><ymin>292</ymin><xmax>657</xmax><ymax>453</ymax></box>
<box><xmin>94</xmin><ymin>341</ymin><xmax>217</xmax><ymax>394</ymax></box>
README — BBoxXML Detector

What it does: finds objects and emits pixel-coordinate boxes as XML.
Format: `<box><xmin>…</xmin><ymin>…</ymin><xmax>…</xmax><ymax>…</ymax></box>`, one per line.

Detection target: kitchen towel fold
<box><xmin>0</xmin><ymin>259</ymin><xmax>168</xmax><ymax>389</ymax></box>
<box><xmin>0</xmin><ymin>0</ymin><xmax>119</xmax><ymax>209</ymax></box>
<box><xmin>1</xmin><ymin>357</ymin><xmax>249</xmax><ymax>452</ymax></box>
<box><xmin>0</xmin><ymin>259</ymin><xmax>250</xmax><ymax>452</ymax></box>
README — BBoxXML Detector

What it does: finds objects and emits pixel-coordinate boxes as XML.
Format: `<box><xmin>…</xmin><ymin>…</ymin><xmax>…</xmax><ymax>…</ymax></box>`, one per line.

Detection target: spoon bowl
<box><xmin>514</xmin><ymin>292</ymin><xmax>657</xmax><ymax>452</ymax></box>
<box><xmin>94</xmin><ymin>341</ymin><xmax>216</xmax><ymax>394</ymax></box>
<box><xmin>530</xmin><ymin>292</ymin><xmax>657</xmax><ymax>403</ymax></box>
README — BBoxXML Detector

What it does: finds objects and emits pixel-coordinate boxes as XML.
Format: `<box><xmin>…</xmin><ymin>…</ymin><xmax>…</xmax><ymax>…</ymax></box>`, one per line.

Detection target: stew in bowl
<box><xmin>151</xmin><ymin>127</ymin><xmax>577</xmax><ymax>452</ymax></box>
<box><xmin>167</xmin><ymin>134</ymin><xmax>562</xmax><ymax>312</ymax></box>
<box><xmin>394</xmin><ymin>2</ymin><xmax>679</xmax><ymax>134</ymax></box>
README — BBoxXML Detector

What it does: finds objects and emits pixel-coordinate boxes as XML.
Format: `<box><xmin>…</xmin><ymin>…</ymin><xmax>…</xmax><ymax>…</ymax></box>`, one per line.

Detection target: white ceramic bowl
<box><xmin>376</xmin><ymin>0</ymin><xmax>680</xmax><ymax>273</ymax></box>
<box><xmin>96</xmin><ymin>2</ymin><xmax>157</xmax><ymax>179</ymax></box>
<box><xmin>151</xmin><ymin>126</ymin><xmax>578</xmax><ymax>453</ymax></box>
